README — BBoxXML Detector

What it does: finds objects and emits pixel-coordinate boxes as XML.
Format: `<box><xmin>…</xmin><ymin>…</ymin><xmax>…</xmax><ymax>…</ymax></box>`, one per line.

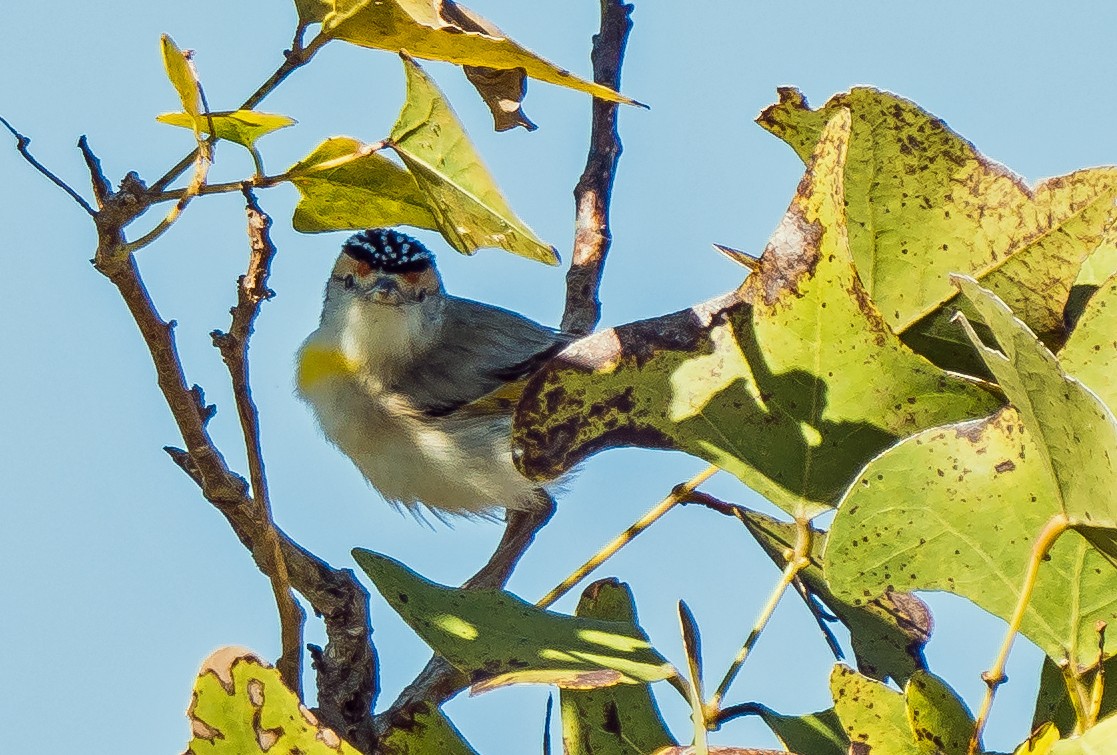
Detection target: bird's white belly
<box><xmin>300</xmin><ymin>374</ymin><xmax>541</xmax><ymax>514</ymax></box>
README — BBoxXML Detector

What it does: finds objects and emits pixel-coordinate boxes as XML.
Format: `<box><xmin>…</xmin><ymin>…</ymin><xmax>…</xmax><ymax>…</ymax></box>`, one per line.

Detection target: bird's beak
<box><xmin>366</xmin><ymin>275</ymin><xmax>403</xmax><ymax>304</ymax></box>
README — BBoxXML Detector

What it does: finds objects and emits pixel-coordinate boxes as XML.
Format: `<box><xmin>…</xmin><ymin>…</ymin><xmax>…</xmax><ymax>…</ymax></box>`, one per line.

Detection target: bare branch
<box><xmin>1</xmin><ymin>115</ymin><xmax>96</xmax><ymax>216</ymax></box>
<box><xmin>84</xmin><ymin>171</ymin><xmax>378</xmax><ymax>747</ymax></box>
<box><xmin>210</xmin><ymin>187</ymin><xmax>305</xmax><ymax>694</ymax></box>
<box><xmin>562</xmin><ymin>0</ymin><xmax>634</xmax><ymax>335</ymax></box>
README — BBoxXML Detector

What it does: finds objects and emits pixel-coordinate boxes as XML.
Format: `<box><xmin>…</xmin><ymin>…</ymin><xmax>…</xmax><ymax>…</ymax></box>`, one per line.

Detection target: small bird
<box><xmin>296</xmin><ymin>229</ymin><xmax>569</xmax><ymax>517</ymax></box>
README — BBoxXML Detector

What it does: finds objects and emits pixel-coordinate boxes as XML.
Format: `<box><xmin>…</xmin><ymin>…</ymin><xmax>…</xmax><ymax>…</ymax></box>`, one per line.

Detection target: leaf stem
<box><xmin>1087</xmin><ymin>621</ymin><xmax>1107</xmax><ymax>729</ymax></box>
<box><xmin>148</xmin><ymin>30</ymin><xmax>329</xmax><ymax>194</ymax></box>
<box><xmin>123</xmin><ymin>140</ymin><xmax>212</xmax><ymax>253</ymax></box>
<box><xmin>968</xmin><ymin>513</ymin><xmax>1070</xmax><ymax>755</ymax></box>
<box><xmin>706</xmin><ymin>517</ymin><xmax>811</xmax><ymax>715</ymax></box>
<box><xmin>535</xmin><ymin>464</ymin><xmax>719</xmax><ymax>609</ymax></box>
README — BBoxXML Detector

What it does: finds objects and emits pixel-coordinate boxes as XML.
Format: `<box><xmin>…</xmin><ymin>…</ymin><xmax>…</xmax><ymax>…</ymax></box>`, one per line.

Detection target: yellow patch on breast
<box><xmin>297</xmin><ymin>344</ymin><xmax>360</xmax><ymax>392</ymax></box>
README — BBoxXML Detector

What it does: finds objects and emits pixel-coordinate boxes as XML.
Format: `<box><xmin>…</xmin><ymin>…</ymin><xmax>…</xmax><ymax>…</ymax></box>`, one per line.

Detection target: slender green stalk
<box><xmin>535</xmin><ymin>465</ymin><xmax>719</xmax><ymax>609</ymax></box>
<box><xmin>1087</xmin><ymin>622</ymin><xmax>1107</xmax><ymax>729</ymax></box>
<box><xmin>968</xmin><ymin>514</ymin><xmax>1070</xmax><ymax>755</ymax></box>
<box><xmin>706</xmin><ymin>518</ymin><xmax>811</xmax><ymax>715</ymax></box>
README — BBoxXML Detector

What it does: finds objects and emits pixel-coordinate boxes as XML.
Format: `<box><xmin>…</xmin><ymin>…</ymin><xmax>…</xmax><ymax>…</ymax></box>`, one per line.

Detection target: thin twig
<box><xmin>681</xmin><ymin>491</ymin><xmax>845</xmax><ymax>661</ymax></box>
<box><xmin>537</xmin><ymin>465</ymin><xmax>719</xmax><ymax>609</ymax></box>
<box><xmin>968</xmin><ymin>514</ymin><xmax>1070</xmax><ymax>755</ymax></box>
<box><xmin>1</xmin><ymin>114</ymin><xmax>96</xmax><ymax>215</ymax></box>
<box><xmin>124</xmin><ymin>140</ymin><xmax>212</xmax><ymax>252</ymax></box>
<box><xmin>707</xmin><ymin>519</ymin><xmax>812</xmax><ymax>715</ymax></box>
<box><xmin>210</xmin><ymin>187</ymin><xmax>305</xmax><ymax>693</ymax></box>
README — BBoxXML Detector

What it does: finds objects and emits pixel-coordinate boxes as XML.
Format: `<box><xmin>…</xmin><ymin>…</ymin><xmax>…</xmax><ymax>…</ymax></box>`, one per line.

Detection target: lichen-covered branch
<box><xmin>563</xmin><ymin>0</ymin><xmax>634</xmax><ymax>335</ymax></box>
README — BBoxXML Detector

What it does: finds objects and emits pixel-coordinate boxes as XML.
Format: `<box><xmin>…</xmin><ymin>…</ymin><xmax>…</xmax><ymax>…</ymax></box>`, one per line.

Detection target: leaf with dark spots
<box><xmin>352</xmin><ymin>551</ymin><xmax>672</xmax><ymax>693</ymax></box>
<box><xmin>514</xmin><ymin>110</ymin><xmax>998</xmax><ymax>518</ymax></box>
<box><xmin>184</xmin><ymin>648</ymin><xmax>361</xmax><ymax>754</ymax></box>
<box><xmin>825</xmin><ymin>407</ymin><xmax>1117</xmax><ymax>669</ymax></box>
<box><xmin>758</xmin><ymin>86</ymin><xmax>1117</xmax><ymax>375</ymax></box>
<box><xmin>559</xmin><ymin>580</ymin><xmax>677</xmax><ymax>755</ymax></box>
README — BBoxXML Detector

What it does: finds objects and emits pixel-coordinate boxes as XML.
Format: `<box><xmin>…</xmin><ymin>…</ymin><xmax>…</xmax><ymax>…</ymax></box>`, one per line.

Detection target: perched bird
<box><xmin>296</xmin><ymin>229</ymin><xmax>569</xmax><ymax>517</ymax></box>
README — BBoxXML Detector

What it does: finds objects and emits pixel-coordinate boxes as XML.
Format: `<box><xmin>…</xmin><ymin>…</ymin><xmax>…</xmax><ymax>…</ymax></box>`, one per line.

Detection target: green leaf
<box><xmin>905</xmin><ymin>670</ymin><xmax>976</xmax><ymax>755</ymax></box>
<box><xmin>389</xmin><ymin>55</ymin><xmax>558</xmax><ymax>264</ymax></box>
<box><xmin>160</xmin><ymin>34</ymin><xmax>201</xmax><ymax>127</ymax></box>
<box><xmin>824</xmin><ymin>405</ymin><xmax>1117</xmax><ymax>669</ymax></box>
<box><xmin>513</xmin><ymin>109</ymin><xmax>999</xmax><ymax>518</ymax></box>
<box><xmin>1060</xmin><ymin>273</ymin><xmax>1117</xmax><ymax>411</ymax></box>
<box><xmin>737</xmin><ymin>508</ymin><xmax>930</xmax><ymax>684</ymax></box>
<box><xmin>378</xmin><ymin>705</ymin><xmax>479</xmax><ymax>754</ymax></box>
<box><xmin>185</xmin><ymin>647</ymin><xmax>360</xmax><ymax>754</ymax></box>
<box><xmin>744</xmin><ymin>704</ymin><xmax>848</xmax><ymax>755</ymax></box>
<box><xmin>560</xmin><ymin>580</ymin><xmax>677</xmax><ymax>755</ymax></box>
<box><xmin>156</xmin><ymin>110</ymin><xmax>295</xmax><ymax>148</ymax></box>
<box><xmin>1033</xmin><ymin>656</ymin><xmax>1117</xmax><ymax>738</ymax></box>
<box><xmin>351</xmin><ymin>550</ymin><xmax>674</xmax><ymax>690</ymax></box>
<box><xmin>954</xmin><ymin>277</ymin><xmax>1117</xmax><ymax>559</ymax></box>
<box><xmin>287</xmin><ymin>136</ymin><xmax>438</xmax><ymax>233</ymax></box>
<box><xmin>321</xmin><ymin>0</ymin><xmax>636</xmax><ymax>105</ymax></box>
<box><xmin>757</xmin><ymin>88</ymin><xmax>1117</xmax><ymax>354</ymax></box>
<box><xmin>830</xmin><ymin>664</ymin><xmax>920</xmax><ymax>755</ymax></box>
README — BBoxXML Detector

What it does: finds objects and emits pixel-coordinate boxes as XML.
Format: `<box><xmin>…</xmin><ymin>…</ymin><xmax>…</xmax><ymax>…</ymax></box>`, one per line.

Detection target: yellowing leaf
<box><xmin>830</xmin><ymin>665</ymin><xmax>919</xmax><ymax>755</ymax></box>
<box><xmin>389</xmin><ymin>56</ymin><xmax>558</xmax><ymax>264</ymax></box>
<box><xmin>322</xmin><ymin>0</ymin><xmax>636</xmax><ymax>105</ymax></box>
<box><xmin>904</xmin><ymin>671</ymin><xmax>975</xmax><ymax>755</ymax></box>
<box><xmin>156</xmin><ymin>110</ymin><xmax>295</xmax><ymax>148</ymax></box>
<box><xmin>287</xmin><ymin>136</ymin><xmax>438</xmax><ymax>233</ymax></box>
<box><xmin>185</xmin><ymin>647</ymin><xmax>359</xmax><ymax>754</ymax></box>
<box><xmin>758</xmin><ymin>88</ymin><xmax>1117</xmax><ymax>361</ymax></box>
<box><xmin>513</xmin><ymin>110</ymin><xmax>998</xmax><ymax>518</ymax></box>
<box><xmin>294</xmin><ymin>0</ymin><xmax>331</xmax><ymax>24</ymax></box>
<box><xmin>160</xmin><ymin>34</ymin><xmax>201</xmax><ymax>130</ymax></box>
<box><xmin>825</xmin><ymin>404</ymin><xmax>1117</xmax><ymax>669</ymax></box>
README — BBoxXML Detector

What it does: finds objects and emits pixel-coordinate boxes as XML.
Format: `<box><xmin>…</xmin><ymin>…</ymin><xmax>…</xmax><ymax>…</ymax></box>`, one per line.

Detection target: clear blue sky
<box><xmin>2</xmin><ymin>2</ymin><xmax>1115</xmax><ymax>752</ymax></box>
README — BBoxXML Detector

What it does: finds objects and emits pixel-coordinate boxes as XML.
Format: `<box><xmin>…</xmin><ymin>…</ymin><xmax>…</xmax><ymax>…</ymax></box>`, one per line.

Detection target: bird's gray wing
<box><xmin>397</xmin><ymin>296</ymin><xmax>572</xmax><ymax>417</ymax></box>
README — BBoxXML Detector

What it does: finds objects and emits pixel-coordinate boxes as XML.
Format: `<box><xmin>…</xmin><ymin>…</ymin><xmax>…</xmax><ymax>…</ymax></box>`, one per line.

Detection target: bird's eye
<box><xmin>416</xmin><ymin>290</ymin><xmax>427</xmax><ymax>302</ymax></box>
<box><xmin>343</xmin><ymin>274</ymin><xmax>356</xmax><ymax>290</ymax></box>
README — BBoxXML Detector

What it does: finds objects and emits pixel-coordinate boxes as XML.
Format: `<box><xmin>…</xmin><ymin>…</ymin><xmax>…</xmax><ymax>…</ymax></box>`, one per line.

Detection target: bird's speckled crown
<box><xmin>341</xmin><ymin>229</ymin><xmax>433</xmax><ymax>273</ymax></box>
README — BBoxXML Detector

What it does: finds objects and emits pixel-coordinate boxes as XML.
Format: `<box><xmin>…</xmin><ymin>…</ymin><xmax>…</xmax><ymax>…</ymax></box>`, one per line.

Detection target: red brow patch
<box><xmin>402</xmin><ymin>271</ymin><xmax>422</xmax><ymax>283</ymax></box>
<box><xmin>355</xmin><ymin>260</ymin><xmax>372</xmax><ymax>276</ymax></box>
